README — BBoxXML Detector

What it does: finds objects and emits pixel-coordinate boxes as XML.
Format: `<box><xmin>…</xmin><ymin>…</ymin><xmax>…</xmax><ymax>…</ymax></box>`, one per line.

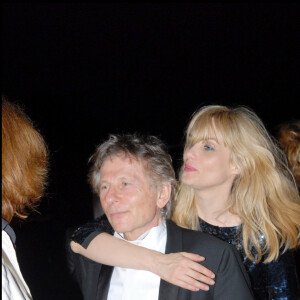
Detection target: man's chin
<box><xmin>110</xmin><ymin>223</ymin><xmax>130</xmax><ymax>235</ymax></box>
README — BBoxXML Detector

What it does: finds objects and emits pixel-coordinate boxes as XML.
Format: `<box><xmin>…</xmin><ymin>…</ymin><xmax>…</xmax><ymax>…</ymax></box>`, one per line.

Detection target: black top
<box><xmin>199</xmin><ymin>218</ymin><xmax>300</xmax><ymax>300</ymax></box>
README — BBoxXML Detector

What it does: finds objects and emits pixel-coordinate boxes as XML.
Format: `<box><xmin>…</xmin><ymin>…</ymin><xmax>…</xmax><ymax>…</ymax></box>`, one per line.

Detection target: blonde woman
<box><xmin>71</xmin><ymin>106</ymin><xmax>300</xmax><ymax>299</ymax></box>
<box><xmin>277</xmin><ymin>120</ymin><xmax>300</xmax><ymax>281</ymax></box>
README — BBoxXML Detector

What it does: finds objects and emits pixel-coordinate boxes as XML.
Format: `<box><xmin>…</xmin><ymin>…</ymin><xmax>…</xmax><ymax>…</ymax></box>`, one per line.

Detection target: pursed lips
<box><xmin>184</xmin><ymin>164</ymin><xmax>197</xmax><ymax>172</ymax></box>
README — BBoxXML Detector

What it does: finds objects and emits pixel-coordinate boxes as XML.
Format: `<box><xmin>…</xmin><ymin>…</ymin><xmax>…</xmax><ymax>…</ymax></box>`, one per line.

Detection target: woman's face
<box><xmin>182</xmin><ymin>128</ymin><xmax>238</xmax><ymax>193</ymax></box>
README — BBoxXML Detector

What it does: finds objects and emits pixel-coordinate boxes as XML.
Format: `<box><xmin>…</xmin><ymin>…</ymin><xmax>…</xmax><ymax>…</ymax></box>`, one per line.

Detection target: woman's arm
<box><xmin>71</xmin><ymin>233</ymin><xmax>215</xmax><ymax>291</ymax></box>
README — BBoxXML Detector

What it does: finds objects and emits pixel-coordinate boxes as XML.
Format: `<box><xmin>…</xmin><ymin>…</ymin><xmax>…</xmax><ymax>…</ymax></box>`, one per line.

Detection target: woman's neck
<box><xmin>194</xmin><ymin>187</ymin><xmax>241</xmax><ymax>227</ymax></box>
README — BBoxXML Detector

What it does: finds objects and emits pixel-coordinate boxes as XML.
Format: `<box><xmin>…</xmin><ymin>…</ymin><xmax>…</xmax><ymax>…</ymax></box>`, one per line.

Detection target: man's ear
<box><xmin>157</xmin><ymin>183</ymin><xmax>171</xmax><ymax>208</ymax></box>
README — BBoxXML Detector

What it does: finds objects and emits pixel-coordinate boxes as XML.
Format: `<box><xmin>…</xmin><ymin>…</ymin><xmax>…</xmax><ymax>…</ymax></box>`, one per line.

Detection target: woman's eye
<box><xmin>122</xmin><ymin>182</ymin><xmax>129</xmax><ymax>187</ymax></box>
<box><xmin>204</xmin><ymin>144</ymin><xmax>214</xmax><ymax>151</ymax></box>
<box><xmin>100</xmin><ymin>185</ymin><xmax>108</xmax><ymax>191</ymax></box>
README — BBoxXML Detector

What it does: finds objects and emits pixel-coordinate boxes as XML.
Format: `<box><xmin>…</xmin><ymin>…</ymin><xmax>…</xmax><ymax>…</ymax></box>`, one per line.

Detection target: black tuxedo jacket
<box><xmin>69</xmin><ymin>220</ymin><xmax>254</xmax><ymax>300</ymax></box>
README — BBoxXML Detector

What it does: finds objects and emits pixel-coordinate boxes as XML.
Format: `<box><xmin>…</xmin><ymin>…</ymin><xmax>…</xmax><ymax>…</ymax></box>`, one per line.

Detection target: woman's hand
<box><xmin>70</xmin><ymin>235</ymin><xmax>215</xmax><ymax>291</ymax></box>
<box><xmin>152</xmin><ymin>252</ymin><xmax>215</xmax><ymax>292</ymax></box>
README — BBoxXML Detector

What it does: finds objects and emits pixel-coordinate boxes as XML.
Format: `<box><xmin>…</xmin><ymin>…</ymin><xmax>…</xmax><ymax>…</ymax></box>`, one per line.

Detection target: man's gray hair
<box><xmin>88</xmin><ymin>134</ymin><xmax>177</xmax><ymax>219</ymax></box>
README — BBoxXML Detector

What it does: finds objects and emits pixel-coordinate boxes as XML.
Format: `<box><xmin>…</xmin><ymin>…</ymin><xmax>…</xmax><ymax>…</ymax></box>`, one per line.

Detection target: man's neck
<box><xmin>122</xmin><ymin>217</ymin><xmax>163</xmax><ymax>241</ymax></box>
<box><xmin>120</xmin><ymin>220</ymin><xmax>165</xmax><ymax>242</ymax></box>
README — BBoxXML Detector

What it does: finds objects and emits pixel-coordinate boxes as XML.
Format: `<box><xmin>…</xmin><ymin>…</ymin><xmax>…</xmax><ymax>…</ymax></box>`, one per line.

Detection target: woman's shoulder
<box><xmin>71</xmin><ymin>214</ymin><xmax>114</xmax><ymax>246</ymax></box>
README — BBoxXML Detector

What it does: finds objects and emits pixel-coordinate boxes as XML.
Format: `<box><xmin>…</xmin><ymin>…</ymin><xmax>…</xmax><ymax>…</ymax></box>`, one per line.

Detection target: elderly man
<box><xmin>69</xmin><ymin>134</ymin><xmax>254</xmax><ymax>300</ymax></box>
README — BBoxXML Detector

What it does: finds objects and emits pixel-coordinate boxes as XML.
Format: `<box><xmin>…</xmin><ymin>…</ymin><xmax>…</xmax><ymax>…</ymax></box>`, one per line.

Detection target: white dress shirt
<box><xmin>2</xmin><ymin>230</ymin><xmax>32</xmax><ymax>300</ymax></box>
<box><xmin>107</xmin><ymin>220</ymin><xmax>167</xmax><ymax>300</ymax></box>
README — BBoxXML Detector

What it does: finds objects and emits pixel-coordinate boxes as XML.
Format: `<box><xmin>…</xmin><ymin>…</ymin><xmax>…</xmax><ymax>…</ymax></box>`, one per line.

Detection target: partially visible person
<box><xmin>277</xmin><ymin>120</ymin><xmax>300</xmax><ymax>282</ymax></box>
<box><xmin>277</xmin><ymin>120</ymin><xmax>300</xmax><ymax>188</ymax></box>
<box><xmin>2</xmin><ymin>96</ymin><xmax>48</xmax><ymax>300</ymax></box>
<box><xmin>69</xmin><ymin>106</ymin><xmax>300</xmax><ymax>299</ymax></box>
<box><xmin>69</xmin><ymin>134</ymin><xmax>254</xmax><ymax>300</ymax></box>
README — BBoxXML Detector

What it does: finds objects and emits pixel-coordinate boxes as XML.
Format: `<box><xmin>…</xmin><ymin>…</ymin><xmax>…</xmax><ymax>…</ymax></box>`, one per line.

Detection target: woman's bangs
<box><xmin>186</xmin><ymin>115</ymin><xmax>213</xmax><ymax>147</ymax></box>
<box><xmin>211</xmin><ymin>117</ymin><xmax>230</xmax><ymax>147</ymax></box>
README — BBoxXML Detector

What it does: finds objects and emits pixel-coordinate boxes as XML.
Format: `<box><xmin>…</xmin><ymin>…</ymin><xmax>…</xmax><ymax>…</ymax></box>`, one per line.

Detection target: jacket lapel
<box><xmin>158</xmin><ymin>220</ymin><xmax>183</xmax><ymax>300</ymax></box>
<box><xmin>96</xmin><ymin>264</ymin><xmax>114</xmax><ymax>300</ymax></box>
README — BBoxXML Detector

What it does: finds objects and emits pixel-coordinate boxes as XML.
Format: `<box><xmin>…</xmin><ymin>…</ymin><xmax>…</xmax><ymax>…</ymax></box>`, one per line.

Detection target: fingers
<box><xmin>158</xmin><ymin>252</ymin><xmax>216</xmax><ymax>291</ymax></box>
<box><xmin>180</xmin><ymin>252</ymin><xmax>215</xmax><ymax>279</ymax></box>
<box><xmin>186</xmin><ymin>269</ymin><xmax>215</xmax><ymax>286</ymax></box>
<box><xmin>166</xmin><ymin>255</ymin><xmax>215</xmax><ymax>289</ymax></box>
<box><xmin>177</xmin><ymin>275</ymin><xmax>211</xmax><ymax>292</ymax></box>
<box><xmin>181</xmin><ymin>252</ymin><xmax>205</xmax><ymax>261</ymax></box>
<box><xmin>190</xmin><ymin>261</ymin><xmax>215</xmax><ymax>279</ymax></box>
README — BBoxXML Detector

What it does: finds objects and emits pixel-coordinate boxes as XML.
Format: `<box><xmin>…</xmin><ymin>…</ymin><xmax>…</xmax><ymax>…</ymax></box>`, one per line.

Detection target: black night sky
<box><xmin>2</xmin><ymin>3</ymin><xmax>299</xmax><ymax>299</ymax></box>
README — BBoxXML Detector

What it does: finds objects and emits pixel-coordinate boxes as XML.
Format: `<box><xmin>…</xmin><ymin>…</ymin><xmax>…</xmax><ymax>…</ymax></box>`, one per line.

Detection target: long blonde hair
<box><xmin>172</xmin><ymin>105</ymin><xmax>300</xmax><ymax>263</ymax></box>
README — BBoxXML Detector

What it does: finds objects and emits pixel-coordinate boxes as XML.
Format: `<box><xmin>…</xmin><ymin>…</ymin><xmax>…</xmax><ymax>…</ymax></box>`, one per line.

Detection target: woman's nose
<box><xmin>184</xmin><ymin>145</ymin><xmax>195</xmax><ymax>160</ymax></box>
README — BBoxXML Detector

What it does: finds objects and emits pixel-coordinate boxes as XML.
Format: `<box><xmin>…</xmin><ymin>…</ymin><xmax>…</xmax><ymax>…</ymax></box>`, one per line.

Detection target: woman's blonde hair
<box><xmin>172</xmin><ymin>105</ymin><xmax>300</xmax><ymax>263</ymax></box>
<box><xmin>2</xmin><ymin>96</ymin><xmax>49</xmax><ymax>222</ymax></box>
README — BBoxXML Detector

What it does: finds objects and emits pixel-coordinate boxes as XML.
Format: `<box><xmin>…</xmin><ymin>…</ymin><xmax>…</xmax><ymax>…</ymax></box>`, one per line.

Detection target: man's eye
<box><xmin>122</xmin><ymin>182</ymin><xmax>129</xmax><ymax>187</ymax></box>
<box><xmin>100</xmin><ymin>185</ymin><xmax>108</xmax><ymax>190</ymax></box>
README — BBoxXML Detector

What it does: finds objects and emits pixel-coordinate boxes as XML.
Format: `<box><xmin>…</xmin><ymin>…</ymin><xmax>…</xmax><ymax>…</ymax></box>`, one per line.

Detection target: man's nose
<box><xmin>104</xmin><ymin>186</ymin><xmax>119</xmax><ymax>205</ymax></box>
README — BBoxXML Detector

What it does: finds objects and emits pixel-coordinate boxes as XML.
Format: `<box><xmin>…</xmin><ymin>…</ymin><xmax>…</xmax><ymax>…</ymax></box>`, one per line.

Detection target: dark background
<box><xmin>2</xmin><ymin>3</ymin><xmax>299</xmax><ymax>299</ymax></box>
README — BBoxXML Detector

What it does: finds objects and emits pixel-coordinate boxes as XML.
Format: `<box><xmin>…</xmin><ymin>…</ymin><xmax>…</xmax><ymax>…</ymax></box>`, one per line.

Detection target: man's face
<box><xmin>99</xmin><ymin>154</ymin><xmax>162</xmax><ymax>241</ymax></box>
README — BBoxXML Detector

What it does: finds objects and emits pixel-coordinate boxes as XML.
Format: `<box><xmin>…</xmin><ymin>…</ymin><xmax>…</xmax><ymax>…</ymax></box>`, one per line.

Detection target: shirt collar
<box><xmin>115</xmin><ymin>219</ymin><xmax>166</xmax><ymax>242</ymax></box>
<box><xmin>2</xmin><ymin>218</ymin><xmax>16</xmax><ymax>245</ymax></box>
